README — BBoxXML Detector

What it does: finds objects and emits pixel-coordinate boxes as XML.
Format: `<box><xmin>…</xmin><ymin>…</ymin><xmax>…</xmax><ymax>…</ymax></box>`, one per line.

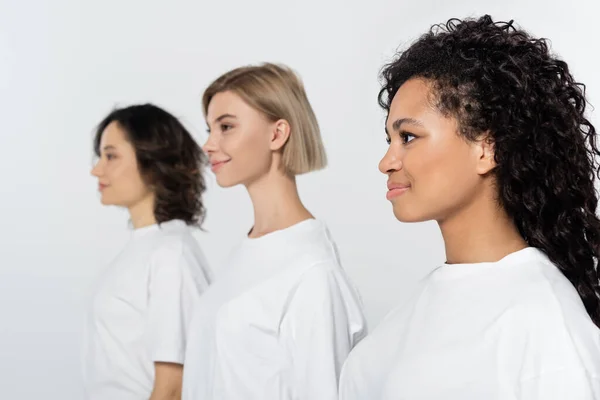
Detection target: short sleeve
<box><xmin>146</xmin><ymin>241</ymin><xmax>190</xmax><ymax>364</ymax></box>
<box><xmin>338</xmin><ymin>357</ymin><xmax>369</xmax><ymax>400</ymax></box>
<box><xmin>280</xmin><ymin>262</ymin><xmax>366</xmax><ymax>400</ymax></box>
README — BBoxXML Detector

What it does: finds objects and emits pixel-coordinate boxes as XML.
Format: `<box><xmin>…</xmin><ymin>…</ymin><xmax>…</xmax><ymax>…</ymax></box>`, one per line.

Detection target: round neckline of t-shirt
<box><xmin>242</xmin><ymin>218</ymin><xmax>323</xmax><ymax>246</ymax></box>
<box><xmin>430</xmin><ymin>247</ymin><xmax>544</xmax><ymax>281</ymax></box>
<box><xmin>130</xmin><ymin>219</ymin><xmax>187</xmax><ymax>238</ymax></box>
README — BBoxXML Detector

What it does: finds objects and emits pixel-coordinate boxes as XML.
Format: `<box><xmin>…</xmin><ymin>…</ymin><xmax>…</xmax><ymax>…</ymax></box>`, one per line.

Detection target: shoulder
<box><xmin>508</xmin><ymin>254</ymin><xmax>593</xmax><ymax>327</ymax></box>
<box><xmin>285</xmin><ymin>219</ymin><xmax>340</xmax><ymax>261</ymax></box>
<box><xmin>148</xmin><ymin>224</ymin><xmax>209</xmax><ymax>272</ymax></box>
<box><xmin>287</xmin><ymin>259</ymin><xmax>367</xmax><ymax>330</ymax></box>
<box><xmin>289</xmin><ymin>259</ymin><xmax>358</xmax><ymax>300</ymax></box>
<box><xmin>480</xmin><ymin>248</ymin><xmax>591</xmax><ymax>323</ymax></box>
<box><xmin>284</xmin><ymin>260</ymin><xmax>365</xmax><ymax>319</ymax></box>
<box><xmin>503</xmin><ymin>255</ymin><xmax>600</xmax><ymax>375</ymax></box>
<box><xmin>280</xmin><ymin>261</ymin><xmax>342</xmax><ymax>307</ymax></box>
<box><xmin>149</xmin><ymin>221</ymin><xmax>203</xmax><ymax>255</ymax></box>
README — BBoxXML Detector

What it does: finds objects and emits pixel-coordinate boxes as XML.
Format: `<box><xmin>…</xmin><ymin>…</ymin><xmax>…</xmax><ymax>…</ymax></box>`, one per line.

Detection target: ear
<box><xmin>474</xmin><ymin>132</ymin><xmax>496</xmax><ymax>175</ymax></box>
<box><xmin>269</xmin><ymin>119</ymin><xmax>291</xmax><ymax>151</ymax></box>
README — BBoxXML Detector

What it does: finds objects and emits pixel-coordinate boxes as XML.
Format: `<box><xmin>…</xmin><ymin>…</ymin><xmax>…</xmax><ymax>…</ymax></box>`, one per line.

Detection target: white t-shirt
<box><xmin>82</xmin><ymin>219</ymin><xmax>212</xmax><ymax>400</ymax></box>
<box><xmin>182</xmin><ymin>218</ymin><xmax>367</xmax><ymax>400</ymax></box>
<box><xmin>339</xmin><ymin>247</ymin><xmax>600</xmax><ymax>400</ymax></box>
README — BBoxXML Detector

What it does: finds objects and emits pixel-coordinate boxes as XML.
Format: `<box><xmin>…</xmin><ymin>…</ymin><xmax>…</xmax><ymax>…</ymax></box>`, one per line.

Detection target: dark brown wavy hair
<box><xmin>93</xmin><ymin>103</ymin><xmax>207</xmax><ymax>226</ymax></box>
<box><xmin>379</xmin><ymin>15</ymin><xmax>600</xmax><ymax>328</ymax></box>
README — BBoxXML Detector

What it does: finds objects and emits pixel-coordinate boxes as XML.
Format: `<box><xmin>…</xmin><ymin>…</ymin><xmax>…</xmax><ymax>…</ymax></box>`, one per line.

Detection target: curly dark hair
<box><xmin>379</xmin><ymin>15</ymin><xmax>600</xmax><ymax>328</ymax></box>
<box><xmin>94</xmin><ymin>103</ymin><xmax>207</xmax><ymax>226</ymax></box>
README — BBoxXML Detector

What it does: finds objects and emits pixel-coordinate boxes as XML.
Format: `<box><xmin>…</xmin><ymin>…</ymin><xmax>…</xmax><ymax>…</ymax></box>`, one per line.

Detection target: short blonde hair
<box><xmin>202</xmin><ymin>63</ymin><xmax>327</xmax><ymax>175</ymax></box>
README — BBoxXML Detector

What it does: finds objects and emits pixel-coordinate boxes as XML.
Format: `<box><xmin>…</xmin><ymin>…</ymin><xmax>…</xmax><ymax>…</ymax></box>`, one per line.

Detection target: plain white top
<box><xmin>339</xmin><ymin>247</ymin><xmax>600</xmax><ymax>400</ymax></box>
<box><xmin>82</xmin><ymin>219</ymin><xmax>212</xmax><ymax>400</ymax></box>
<box><xmin>182</xmin><ymin>219</ymin><xmax>367</xmax><ymax>400</ymax></box>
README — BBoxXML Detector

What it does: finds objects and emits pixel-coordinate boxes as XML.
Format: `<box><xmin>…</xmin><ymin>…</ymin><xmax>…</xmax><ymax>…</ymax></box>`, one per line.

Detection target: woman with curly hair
<box><xmin>83</xmin><ymin>104</ymin><xmax>213</xmax><ymax>400</ymax></box>
<box><xmin>340</xmin><ymin>15</ymin><xmax>600</xmax><ymax>399</ymax></box>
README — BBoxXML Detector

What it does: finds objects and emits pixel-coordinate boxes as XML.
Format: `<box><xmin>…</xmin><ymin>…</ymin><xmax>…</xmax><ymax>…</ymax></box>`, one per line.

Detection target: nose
<box><xmin>202</xmin><ymin>132</ymin><xmax>218</xmax><ymax>155</ymax></box>
<box><xmin>91</xmin><ymin>159</ymin><xmax>103</xmax><ymax>177</ymax></box>
<box><xmin>378</xmin><ymin>145</ymin><xmax>403</xmax><ymax>175</ymax></box>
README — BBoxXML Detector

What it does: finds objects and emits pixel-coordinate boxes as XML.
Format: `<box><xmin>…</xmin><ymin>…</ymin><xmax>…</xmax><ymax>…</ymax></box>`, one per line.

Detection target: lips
<box><xmin>387</xmin><ymin>181</ymin><xmax>410</xmax><ymax>191</ymax></box>
<box><xmin>386</xmin><ymin>181</ymin><xmax>410</xmax><ymax>200</ymax></box>
<box><xmin>210</xmin><ymin>159</ymin><xmax>230</xmax><ymax>172</ymax></box>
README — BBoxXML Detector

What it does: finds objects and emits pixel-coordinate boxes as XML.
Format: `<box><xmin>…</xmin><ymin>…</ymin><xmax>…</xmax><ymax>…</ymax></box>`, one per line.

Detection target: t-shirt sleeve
<box><xmin>338</xmin><ymin>361</ymin><xmax>366</xmax><ymax>400</ymax></box>
<box><xmin>280</xmin><ymin>262</ymin><xmax>366</xmax><ymax>400</ymax></box>
<box><xmin>146</xmin><ymin>241</ymin><xmax>191</xmax><ymax>364</ymax></box>
<box><xmin>519</xmin><ymin>369</ymin><xmax>600</xmax><ymax>400</ymax></box>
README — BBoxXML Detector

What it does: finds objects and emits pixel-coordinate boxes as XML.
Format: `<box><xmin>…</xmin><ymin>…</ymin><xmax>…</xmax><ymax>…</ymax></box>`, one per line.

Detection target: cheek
<box><xmin>413</xmin><ymin>146</ymin><xmax>478</xmax><ymax>205</ymax></box>
<box><xmin>108</xmin><ymin>163</ymin><xmax>149</xmax><ymax>198</ymax></box>
<box><xmin>222</xmin><ymin>133</ymin><xmax>271</xmax><ymax>176</ymax></box>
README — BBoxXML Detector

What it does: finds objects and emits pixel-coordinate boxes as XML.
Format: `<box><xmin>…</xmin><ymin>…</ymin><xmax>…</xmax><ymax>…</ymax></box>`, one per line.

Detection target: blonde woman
<box><xmin>182</xmin><ymin>63</ymin><xmax>367</xmax><ymax>400</ymax></box>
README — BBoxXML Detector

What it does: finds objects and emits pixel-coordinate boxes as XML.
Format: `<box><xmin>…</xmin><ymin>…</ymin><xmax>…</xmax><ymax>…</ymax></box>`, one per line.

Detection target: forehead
<box><xmin>387</xmin><ymin>79</ymin><xmax>435</xmax><ymax>126</ymax></box>
<box><xmin>100</xmin><ymin>121</ymin><xmax>128</xmax><ymax>146</ymax></box>
<box><xmin>390</xmin><ymin>79</ymin><xmax>432</xmax><ymax>117</ymax></box>
<box><xmin>206</xmin><ymin>91</ymin><xmax>252</xmax><ymax>119</ymax></box>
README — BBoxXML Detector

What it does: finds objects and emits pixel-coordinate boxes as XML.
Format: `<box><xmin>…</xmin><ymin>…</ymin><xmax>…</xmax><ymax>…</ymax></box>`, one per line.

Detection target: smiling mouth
<box><xmin>211</xmin><ymin>160</ymin><xmax>230</xmax><ymax>172</ymax></box>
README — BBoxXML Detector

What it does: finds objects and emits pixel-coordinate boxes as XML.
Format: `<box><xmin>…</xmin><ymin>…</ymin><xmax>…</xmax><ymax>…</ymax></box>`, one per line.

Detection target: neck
<box><xmin>439</xmin><ymin>193</ymin><xmax>528</xmax><ymax>265</ymax></box>
<box><xmin>128</xmin><ymin>194</ymin><xmax>157</xmax><ymax>229</ymax></box>
<box><xmin>245</xmin><ymin>168</ymin><xmax>313</xmax><ymax>238</ymax></box>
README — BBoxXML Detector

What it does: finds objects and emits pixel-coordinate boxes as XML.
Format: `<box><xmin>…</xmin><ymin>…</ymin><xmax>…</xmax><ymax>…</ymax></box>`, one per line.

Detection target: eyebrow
<box><xmin>213</xmin><ymin>113</ymin><xmax>237</xmax><ymax>124</ymax></box>
<box><xmin>102</xmin><ymin>145</ymin><xmax>116</xmax><ymax>151</ymax></box>
<box><xmin>385</xmin><ymin>117</ymin><xmax>424</xmax><ymax>135</ymax></box>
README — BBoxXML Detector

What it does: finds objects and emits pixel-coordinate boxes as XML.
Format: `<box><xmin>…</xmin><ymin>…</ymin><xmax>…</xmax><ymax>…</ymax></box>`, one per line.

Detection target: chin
<box><xmin>99</xmin><ymin>194</ymin><xmax>125</xmax><ymax>207</ymax></box>
<box><xmin>215</xmin><ymin>172</ymin><xmax>253</xmax><ymax>188</ymax></box>
<box><xmin>392</xmin><ymin>206</ymin><xmax>428</xmax><ymax>223</ymax></box>
<box><xmin>217</xmin><ymin>178</ymin><xmax>241</xmax><ymax>188</ymax></box>
<box><xmin>215</xmin><ymin>177</ymin><xmax>240</xmax><ymax>188</ymax></box>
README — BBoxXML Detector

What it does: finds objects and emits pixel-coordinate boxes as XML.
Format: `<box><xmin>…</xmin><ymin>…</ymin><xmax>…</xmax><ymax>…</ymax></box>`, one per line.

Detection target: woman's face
<box><xmin>203</xmin><ymin>91</ymin><xmax>288</xmax><ymax>188</ymax></box>
<box><xmin>379</xmin><ymin>78</ymin><xmax>495</xmax><ymax>223</ymax></box>
<box><xmin>91</xmin><ymin>122</ymin><xmax>153</xmax><ymax>208</ymax></box>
